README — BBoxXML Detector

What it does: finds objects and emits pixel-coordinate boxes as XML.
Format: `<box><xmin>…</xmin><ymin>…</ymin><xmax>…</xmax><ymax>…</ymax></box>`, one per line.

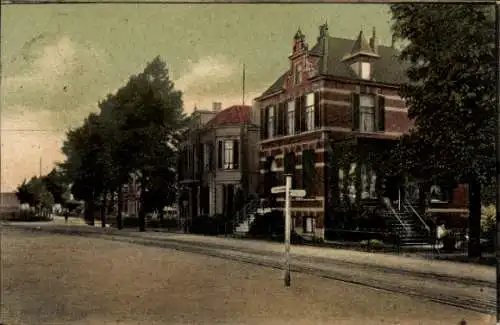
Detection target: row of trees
<box><xmin>387</xmin><ymin>4</ymin><xmax>496</xmax><ymax>258</ymax></box>
<box><xmin>60</xmin><ymin>56</ymin><xmax>189</xmax><ymax>231</ymax></box>
<box><xmin>16</xmin><ymin>168</ymin><xmax>69</xmax><ymax>217</ymax></box>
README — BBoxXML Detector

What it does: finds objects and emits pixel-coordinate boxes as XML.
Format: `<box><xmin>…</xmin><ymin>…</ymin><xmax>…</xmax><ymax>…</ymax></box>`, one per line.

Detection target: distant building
<box><xmin>0</xmin><ymin>192</ymin><xmax>21</xmax><ymax>217</ymax></box>
<box><xmin>177</xmin><ymin>103</ymin><xmax>260</xmax><ymax>224</ymax></box>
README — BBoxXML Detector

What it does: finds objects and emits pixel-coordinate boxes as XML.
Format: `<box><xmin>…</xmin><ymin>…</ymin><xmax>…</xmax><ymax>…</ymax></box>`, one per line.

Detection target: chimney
<box><xmin>369</xmin><ymin>27</ymin><xmax>377</xmax><ymax>53</ymax></box>
<box><xmin>317</xmin><ymin>21</ymin><xmax>329</xmax><ymax>42</ymax></box>
<box><xmin>212</xmin><ymin>102</ymin><xmax>222</xmax><ymax>112</ymax></box>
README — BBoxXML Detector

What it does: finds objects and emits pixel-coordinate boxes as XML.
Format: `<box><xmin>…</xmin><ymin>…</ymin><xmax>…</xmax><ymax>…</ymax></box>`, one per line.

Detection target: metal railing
<box><xmin>382</xmin><ymin>197</ymin><xmax>410</xmax><ymax>234</ymax></box>
<box><xmin>234</xmin><ymin>198</ymin><xmax>260</xmax><ymax>226</ymax></box>
<box><xmin>403</xmin><ymin>199</ymin><xmax>431</xmax><ymax>234</ymax></box>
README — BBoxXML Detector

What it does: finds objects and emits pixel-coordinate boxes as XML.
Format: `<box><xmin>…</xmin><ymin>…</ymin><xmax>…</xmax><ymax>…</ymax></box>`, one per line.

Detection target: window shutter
<box><xmin>272</xmin><ymin>106</ymin><xmax>279</xmax><ymax>136</ymax></box>
<box><xmin>218</xmin><ymin>141</ymin><xmax>223</xmax><ymax>169</ymax></box>
<box><xmin>198</xmin><ymin>143</ymin><xmax>204</xmax><ymax>173</ymax></box>
<box><xmin>294</xmin><ymin>97</ymin><xmax>301</xmax><ymax>133</ymax></box>
<box><xmin>191</xmin><ymin>144</ymin><xmax>196</xmax><ymax>177</ymax></box>
<box><xmin>277</xmin><ymin>103</ymin><xmax>284</xmax><ymax>136</ymax></box>
<box><xmin>377</xmin><ymin>95</ymin><xmax>385</xmax><ymax>131</ymax></box>
<box><xmin>209</xmin><ymin>142</ymin><xmax>214</xmax><ymax>170</ymax></box>
<box><xmin>314</xmin><ymin>92</ymin><xmax>320</xmax><ymax>128</ymax></box>
<box><xmin>300</xmin><ymin>95</ymin><xmax>307</xmax><ymax>132</ymax></box>
<box><xmin>260</xmin><ymin>107</ymin><xmax>266</xmax><ymax>139</ymax></box>
<box><xmin>233</xmin><ymin>140</ymin><xmax>239</xmax><ymax>169</ymax></box>
<box><xmin>352</xmin><ymin>93</ymin><xmax>360</xmax><ymax>131</ymax></box>
<box><xmin>284</xmin><ymin>103</ymin><xmax>289</xmax><ymax>135</ymax></box>
<box><xmin>284</xmin><ymin>152</ymin><xmax>295</xmax><ymax>175</ymax></box>
<box><xmin>302</xmin><ymin>150</ymin><xmax>316</xmax><ymax>196</ymax></box>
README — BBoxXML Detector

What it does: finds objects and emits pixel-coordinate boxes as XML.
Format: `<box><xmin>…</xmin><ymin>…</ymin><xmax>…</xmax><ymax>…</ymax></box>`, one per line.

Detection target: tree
<box><xmin>16</xmin><ymin>176</ymin><xmax>54</xmax><ymax>216</ymax></box>
<box><xmin>390</xmin><ymin>4</ymin><xmax>496</xmax><ymax>258</ymax></box>
<box><xmin>16</xmin><ymin>180</ymin><xmax>35</xmax><ymax>206</ymax></box>
<box><xmin>109</xmin><ymin>56</ymin><xmax>188</xmax><ymax>231</ymax></box>
<box><xmin>62</xmin><ymin>113</ymin><xmax>113</xmax><ymax>226</ymax></box>
<box><xmin>42</xmin><ymin>168</ymin><xmax>71</xmax><ymax>206</ymax></box>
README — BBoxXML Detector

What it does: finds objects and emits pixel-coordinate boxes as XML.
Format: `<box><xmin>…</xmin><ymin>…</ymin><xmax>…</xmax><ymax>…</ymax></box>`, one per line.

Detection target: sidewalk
<box><xmin>118</xmin><ymin>228</ymin><xmax>495</xmax><ymax>286</ymax></box>
<box><xmin>4</xmin><ymin>222</ymin><xmax>494</xmax><ymax>286</ymax></box>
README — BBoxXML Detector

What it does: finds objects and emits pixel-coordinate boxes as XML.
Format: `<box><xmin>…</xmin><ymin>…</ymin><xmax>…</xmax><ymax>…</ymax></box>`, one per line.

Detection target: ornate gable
<box><xmin>284</xmin><ymin>28</ymin><xmax>320</xmax><ymax>89</ymax></box>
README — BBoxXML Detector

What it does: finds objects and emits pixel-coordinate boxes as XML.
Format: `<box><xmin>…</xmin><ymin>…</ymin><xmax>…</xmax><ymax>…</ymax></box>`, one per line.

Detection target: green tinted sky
<box><xmin>1</xmin><ymin>3</ymin><xmax>392</xmax><ymax>191</ymax></box>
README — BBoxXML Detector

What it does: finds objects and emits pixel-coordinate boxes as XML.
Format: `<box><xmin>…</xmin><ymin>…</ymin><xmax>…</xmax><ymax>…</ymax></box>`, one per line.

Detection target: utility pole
<box><xmin>242</xmin><ymin>63</ymin><xmax>246</xmax><ymax>106</ymax></box>
<box><xmin>39</xmin><ymin>156</ymin><xmax>42</xmax><ymax>177</ymax></box>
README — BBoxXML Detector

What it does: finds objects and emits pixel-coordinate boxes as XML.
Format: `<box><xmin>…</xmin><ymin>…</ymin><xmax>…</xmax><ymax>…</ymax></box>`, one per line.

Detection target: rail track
<box><xmin>3</xmin><ymin>224</ymin><xmax>496</xmax><ymax>315</ymax></box>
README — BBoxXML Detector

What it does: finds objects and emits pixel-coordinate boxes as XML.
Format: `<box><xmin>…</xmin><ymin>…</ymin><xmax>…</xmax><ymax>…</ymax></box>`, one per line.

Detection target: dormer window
<box><xmin>361</xmin><ymin>62</ymin><xmax>371</xmax><ymax>79</ymax></box>
<box><xmin>350</xmin><ymin>61</ymin><xmax>371</xmax><ymax>80</ymax></box>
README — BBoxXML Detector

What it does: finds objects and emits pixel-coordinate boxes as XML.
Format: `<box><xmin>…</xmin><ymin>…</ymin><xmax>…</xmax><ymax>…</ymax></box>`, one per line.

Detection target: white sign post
<box><xmin>271</xmin><ymin>175</ymin><xmax>306</xmax><ymax>287</ymax></box>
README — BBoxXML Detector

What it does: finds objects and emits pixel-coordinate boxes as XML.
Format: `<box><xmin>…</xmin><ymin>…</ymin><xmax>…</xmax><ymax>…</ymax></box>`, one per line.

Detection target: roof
<box><xmin>206</xmin><ymin>105</ymin><xmax>252</xmax><ymax>127</ymax></box>
<box><xmin>260</xmin><ymin>32</ymin><xmax>410</xmax><ymax>98</ymax></box>
<box><xmin>350</xmin><ymin>30</ymin><xmax>374</xmax><ymax>55</ymax></box>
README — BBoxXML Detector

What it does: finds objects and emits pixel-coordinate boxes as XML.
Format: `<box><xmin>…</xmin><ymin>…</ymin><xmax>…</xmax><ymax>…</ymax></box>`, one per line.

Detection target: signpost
<box><xmin>271</xmin><ymin>175</ymin><xmax>306</xmax><ymax>287</ymax></box>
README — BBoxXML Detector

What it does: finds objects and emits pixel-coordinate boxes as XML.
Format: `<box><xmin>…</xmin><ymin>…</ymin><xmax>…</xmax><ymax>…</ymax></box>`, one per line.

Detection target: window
<box><xmin>219</xmin><ymin>140</ymin><xmax>239</xmax><ymax>170</ymax></box>
<box><xmin>267</xmin><ymin>106</ymin><xmax>275</xmax><ymax>137</ymax></box>
<box><xmin>224</xmin><ymin>141</ymin><xmax>234</xmax><ymax>169</ymax></box>
<box><xmin>305</xmin><ymin>93</ymin><xmax>315</xmax><ymax>131</ymax></box>
<box><xmin>287</xmin><ymin>101</ymin><xmax>295</xmax><ymax>135</ymax></box>
<box><xmin>360</xmin><ymin>165</ymin><xmax>377</xmax><ymax>199</ymax></box>
<box><xmin>359</xmin><ymin>95</ymin><xmax>375</xmax><ymax>132</ymax></box>
<box><xmin>294</xmin><ymin>65</ymin><xmax>301</xmax><ymax>85</ymax></box>
<box><xmin>361</xmin><ymin>62</ymin><xmax>371</xmax><ymax>80</ymax></box>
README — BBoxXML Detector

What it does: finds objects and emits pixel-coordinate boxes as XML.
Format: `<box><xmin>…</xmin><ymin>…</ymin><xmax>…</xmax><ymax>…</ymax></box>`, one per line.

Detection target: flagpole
<box><xmin>242</xmin><ymin>63</ymin><xmax>246</xmax><ymax>106</ymax></box>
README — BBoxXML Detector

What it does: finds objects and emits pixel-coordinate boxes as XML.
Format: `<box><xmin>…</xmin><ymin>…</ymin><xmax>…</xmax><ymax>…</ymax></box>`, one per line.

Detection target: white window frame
<box><xmin>305</xmin><ymin>93</ymin><xmax>315</xmax><ymax>131</ymax></box>
<box><xmin>267</xmin><ymin>106</ymin><xmax>275</xmax><ymax>138</ymax></box>
<box><xmin>287</xmin><ymin>101</ymin><xmax>295</xmax><ymax>135</ymax></box>
<box><xmin>223</xmin><ymin>140</ymin><xmax>235</xmax><ymax>170</ymax></box>
<box><xmin>361</xmin><ymin>62</ymin><xmax>371</xmax><ymax>80</ymax></box>
<box><xmin>359</xmin><ymin>95</ymin><xmax>375</xmax><ymax>133</ymax></box>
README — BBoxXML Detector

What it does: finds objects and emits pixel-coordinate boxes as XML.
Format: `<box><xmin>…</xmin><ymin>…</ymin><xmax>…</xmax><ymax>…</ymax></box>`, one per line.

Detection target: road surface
<box><xmin>1</xmin><ymin>224</ymin><xmax>496</xmax><ymax>325</ymax></box>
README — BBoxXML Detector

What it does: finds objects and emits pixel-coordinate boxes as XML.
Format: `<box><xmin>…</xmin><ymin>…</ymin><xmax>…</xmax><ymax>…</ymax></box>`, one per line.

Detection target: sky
<box><xmin>1</xmin><ymin>3</ymin><xmax>394</xmax><ymax>192</ymax></box>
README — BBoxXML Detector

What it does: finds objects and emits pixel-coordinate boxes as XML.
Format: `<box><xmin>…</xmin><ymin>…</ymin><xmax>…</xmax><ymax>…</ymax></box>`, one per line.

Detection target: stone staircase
<box><xmin>381</xmin><ymin>198</ymin><xmax>432</xmax><ymax>246</ymax></box>
<box><xmin>233</xmin><ymin>198</ymin><xmax>261</xmax><ymax>235</ymax></box>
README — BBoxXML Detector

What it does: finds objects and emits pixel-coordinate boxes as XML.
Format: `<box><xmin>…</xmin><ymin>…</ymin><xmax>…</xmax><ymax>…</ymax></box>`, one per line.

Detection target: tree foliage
<box><xmin>389</xmin><ymin>4</ymin><xmax>496</xmax><ymax>257</ymax></box>
<box><xmin>60</xmin><ymin>56</ymin><xmax>188</xmax><ymax>230</ymax></box>
<box><xmin>390</xmin><ymin>4</ymin><xmax>496</xmax><ymax>183</ymax></box>
<box><xmin>16</xmin><ymin>177</ymin><xmax>55</xmax><ymax>213</ymax></box>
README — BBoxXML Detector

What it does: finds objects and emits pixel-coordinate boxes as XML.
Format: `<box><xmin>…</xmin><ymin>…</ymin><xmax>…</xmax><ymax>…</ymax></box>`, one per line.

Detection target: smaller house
<box><xmin>178</xmin><ymin>102</ymin><xmax>260</xmax><ymax>226</ymax></box>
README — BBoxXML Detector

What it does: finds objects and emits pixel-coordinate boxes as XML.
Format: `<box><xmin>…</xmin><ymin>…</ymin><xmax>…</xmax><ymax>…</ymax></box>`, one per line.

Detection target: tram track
<box><xmin>4</xmin><ymin>223</ymin><xmax>496</xmax><ymax>315</ymax></box>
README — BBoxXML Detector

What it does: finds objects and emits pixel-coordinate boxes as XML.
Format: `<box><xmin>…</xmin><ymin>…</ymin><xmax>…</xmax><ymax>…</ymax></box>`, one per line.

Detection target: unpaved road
<box><xmin>1</xmin><ymin>227</ymin><xmax>494</xmax><ymax>325</ymax></box>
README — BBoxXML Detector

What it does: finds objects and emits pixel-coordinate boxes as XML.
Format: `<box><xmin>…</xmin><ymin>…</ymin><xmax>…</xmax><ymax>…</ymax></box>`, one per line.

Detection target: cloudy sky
<box><xmin>1</xmin><ymin>3</ymin><xmax>393</xmax><ymax>192</ymax></box>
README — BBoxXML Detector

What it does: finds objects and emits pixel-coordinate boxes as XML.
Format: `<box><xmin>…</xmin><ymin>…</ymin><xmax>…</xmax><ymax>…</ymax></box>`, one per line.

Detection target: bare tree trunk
<box><xmin>101</xmin><ymin>192</ymin><xmax>107</xmax><ymax>228</ymax></box>
<box><xmin>138</xmin><ymin>189</ymin><xmax>146</xmax><ymax>232</ymax></box>
<box><xmin>117</xmin><ymin>187</ymin><xmax>123</xmax><ymax>230</ymax></box>
<box><xmin>85</xmin><ymin>200</ymin><xmax>95</xmax><ymax>226</ymax></box>
<box><xmin>468</xmin><ymin>176</ymin><xmax>482</xmax><ymax>259</ymax></box>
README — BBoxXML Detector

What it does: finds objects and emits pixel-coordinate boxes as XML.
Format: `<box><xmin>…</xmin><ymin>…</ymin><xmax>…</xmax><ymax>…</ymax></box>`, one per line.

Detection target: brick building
<box><xmin>254</xmin><ymin>24</ymin><xmax>468</xmax><ymax>241</ymax></box>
